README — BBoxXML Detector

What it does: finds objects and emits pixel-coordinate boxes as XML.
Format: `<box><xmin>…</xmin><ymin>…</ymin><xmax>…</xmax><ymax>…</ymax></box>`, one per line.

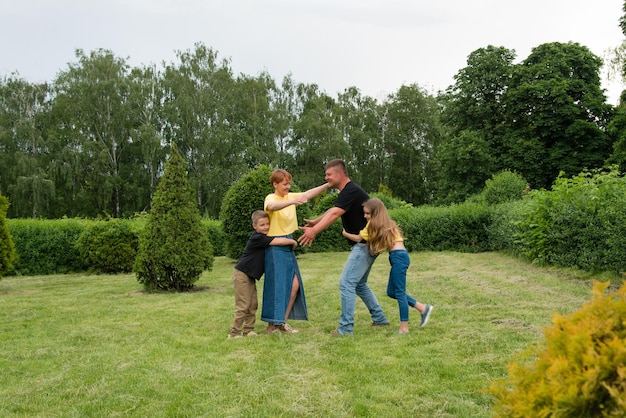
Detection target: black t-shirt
<box><xmin>235</xmin><ymin>232</ymin><xmax>274</xmax><ymax>280</ymax></box>
<box><xmin>335</xmin><ymin>181</ymin><xmax>369</xmax><ymax>239</ymax></box>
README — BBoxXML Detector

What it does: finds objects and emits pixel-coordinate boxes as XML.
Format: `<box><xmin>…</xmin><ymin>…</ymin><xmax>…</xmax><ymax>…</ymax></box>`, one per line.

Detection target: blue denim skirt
<box><xmin>261</xmin><ymin>242</ymin><xmax>308</xmax><ymax>323</ymax></box>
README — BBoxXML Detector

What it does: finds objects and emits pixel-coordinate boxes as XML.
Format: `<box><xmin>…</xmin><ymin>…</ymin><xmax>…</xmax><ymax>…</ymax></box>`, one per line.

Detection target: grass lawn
<box><xmin>0</xmin><ymin>251</ymin><xmax>605</xmax><ymax>417</ymax></box>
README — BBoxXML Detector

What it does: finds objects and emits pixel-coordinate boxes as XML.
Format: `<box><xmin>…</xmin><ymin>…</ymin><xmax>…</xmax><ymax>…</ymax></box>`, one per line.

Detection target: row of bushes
<box><xmin>5</xmin><ymin>167</ymin><xmax>626</xmax><ymax>277</ymax></box>
<box><xmin>6</xmin><ymin>217</ymin><xmax>225</xmax><ymax>276</ymax></box>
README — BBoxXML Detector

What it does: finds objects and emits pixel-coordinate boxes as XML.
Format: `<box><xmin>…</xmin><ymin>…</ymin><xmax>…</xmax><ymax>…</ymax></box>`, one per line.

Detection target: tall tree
<box><xmin>336</xmin><ymin>86</ymin><xmax>385</xmax><ymax>193</ymax></box>
<box><xmin>503</xmin><ymin>42</ymin><xmax>613</xmax><ymax>189</ymax></box>
<box><xmin>161</xmin><ymin>43</ymin><xmax>244</xmax><ymax>218</ymax></box>
<box><xmin>123</xmin><ymin>64</ymin><xmax>167</xmax><ymax>215</ymax></box>
<box><xmin>441</xmin><ymin>45</ymin><xmax>515</xmax><ymax>140</ymax></box>
<box><xmin>0</xmin><ymin>76</ymin><xmax>52</xmax><ymax>218</ymax></box>
<box><xmin>51</xmin><ymin>49</ymin><xmax>136</xmax><ymax>217</ymax></box>
<box><xmin>381</xmin><ymin>84</ymin><xmax>442</xmax><ymax>204</ymax></box>
<box><xmin>291</xmin><ymin>84</ymin><xmax>349</xmax><ymax>188</ymax></box>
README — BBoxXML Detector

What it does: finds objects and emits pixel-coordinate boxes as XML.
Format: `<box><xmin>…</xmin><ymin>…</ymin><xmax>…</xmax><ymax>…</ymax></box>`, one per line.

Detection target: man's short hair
<box><xmin>325</xmin><ymin>159</ymin><xmax>348</xmax><ymax>175</ymax></box>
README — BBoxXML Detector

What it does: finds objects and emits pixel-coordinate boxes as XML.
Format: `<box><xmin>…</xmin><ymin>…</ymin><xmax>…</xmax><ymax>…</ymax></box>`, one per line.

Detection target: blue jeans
<box><xmin>387</xmin><ymin>250</ymin><xmax>416</xmax><ymax>322</ymax></box>
<box><xmin>338</xmin><ymin>243</ymin><xmax>388</xmax><ymax>334</ymax></box>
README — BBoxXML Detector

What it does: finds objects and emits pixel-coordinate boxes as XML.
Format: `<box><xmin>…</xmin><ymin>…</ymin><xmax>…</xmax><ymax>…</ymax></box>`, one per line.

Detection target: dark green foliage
<box><xmin>480</xmin><ymin>170</ymin><xmax>528</xmax><ymax>205</ymax></box>
<box><xmin>490</xmin><ymin>281</ymin><xmax>626</xmax><ymax>417</ymax></box>
<box><xmin>518</xmin><ymin>167</ymin><xmax>626</xmax><ymax>273</ymax></box>
<box><xmin>220</xmin><ymin>165</ymin><xmax>274</xmax><ymax>259</ymax></box>
<box><xmin>134</xmin><ymin>144</ymin><xmax>213</xmax><ymax>291</ymax></box>
<box><xmin>369</xmin><ymin>191</ymin><xmax>413</xmax><ymax>211</ymax></box>
<box><xmin>0</xmin><ymin>194</ymin><xmax>17</xmax><ymax>277</ymax></box>
<box><xmin>486</xmin><ymin>200</ymin><xmax>531</xmax><ymax>253</ymax></box>
<box><xmin>203</xmin><ymin>218</ymin><xmax>226</xmax><ymax>257</ymax></box>
<box><xmin>434</xmin><ymin>130</ymin><xmax>497</xmax><ymax>204</ymax></box>
<box><xmin>7</xmin><ymin>218</ymin><xmax>89</xmax><ymax>275</ymax></box>
<box><xmin>390</xmin><ymin>203</ymin><xmax>491</xmax><ymax>253</ymax></box>
<box><xmin>76</xmin><ymin>219</ymin><xmax>139</xmax><ymax>273</ymax></box>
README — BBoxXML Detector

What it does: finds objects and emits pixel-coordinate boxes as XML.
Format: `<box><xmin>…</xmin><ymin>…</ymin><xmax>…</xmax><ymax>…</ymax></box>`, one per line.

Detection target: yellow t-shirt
<box><xmin>264</xmin><ymin>192</ymin><xmax>304</xmax><ymax>236</ymax></box>
<box><xmin>359</xmin><ymin>222</ymin><xmax>403</xmax><ymax>242</ymax></box>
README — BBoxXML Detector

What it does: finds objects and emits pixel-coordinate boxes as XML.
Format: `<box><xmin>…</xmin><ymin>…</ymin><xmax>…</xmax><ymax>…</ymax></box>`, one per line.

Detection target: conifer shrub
<box><xmin>76</xmin><ymin>219</ymin><xmax>139</xmax><ymax>273</ymax></box>
<box><xmin>0</xmin><ymin>194</ymin><xmax>17</xmax><ymax>278</ymax></box>
<box><xmin>489</xmin><ymin>280</ymin><xmax>626</xmax><ymax>417</ymax></box>
<box><xmin>134</xmin><ymin>144</ymin><xmax>213</xmax><ymax>291</ymax></box>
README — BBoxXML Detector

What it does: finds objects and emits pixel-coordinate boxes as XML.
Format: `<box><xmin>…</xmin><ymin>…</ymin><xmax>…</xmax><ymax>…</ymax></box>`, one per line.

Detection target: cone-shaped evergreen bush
<box><xmin>134</xmin><ymin>144</ymin><xmax>213</xmax><ymax>291</ymax></box>
<box><xmin>0</xmin><ymin>194</ymin><xmax>17</xmax><ymax>278</ymax></box>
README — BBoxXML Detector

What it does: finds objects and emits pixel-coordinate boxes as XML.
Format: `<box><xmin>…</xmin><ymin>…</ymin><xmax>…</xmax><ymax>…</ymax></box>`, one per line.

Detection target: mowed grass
<box><xmin>0</xmin><ymin>251</ymin><xmax>604</xmax><ymax>417</ymax></box>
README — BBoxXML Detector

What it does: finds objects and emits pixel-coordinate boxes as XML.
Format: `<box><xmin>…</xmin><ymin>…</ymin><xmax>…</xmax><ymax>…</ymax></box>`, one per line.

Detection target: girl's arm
<box><xmin>342</xmin><ymin>229</ymin><xmax>363</xmax><ymax>243</ymax></box>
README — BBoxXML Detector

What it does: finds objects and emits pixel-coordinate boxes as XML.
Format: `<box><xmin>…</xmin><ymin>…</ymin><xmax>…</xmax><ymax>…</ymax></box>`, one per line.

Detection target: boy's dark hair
<box><xmin>251</xmin><ymin>210</ymin><xmax>269</xmax><ymax>224</ymax></box>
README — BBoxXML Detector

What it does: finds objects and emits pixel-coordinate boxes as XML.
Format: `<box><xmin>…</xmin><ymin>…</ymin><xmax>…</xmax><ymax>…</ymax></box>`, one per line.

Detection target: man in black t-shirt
<box><xmin>299</xmin><ymin>159</ymin><xmax>389</xmax><ymax>335</ymax></box>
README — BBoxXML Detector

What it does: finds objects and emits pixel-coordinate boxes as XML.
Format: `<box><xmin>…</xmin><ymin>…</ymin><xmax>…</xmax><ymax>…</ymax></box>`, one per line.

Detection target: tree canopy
<box><xmin>0</xmin><ymin>34</ymin><xmax>623</xmax><ymax>218</ymax></box>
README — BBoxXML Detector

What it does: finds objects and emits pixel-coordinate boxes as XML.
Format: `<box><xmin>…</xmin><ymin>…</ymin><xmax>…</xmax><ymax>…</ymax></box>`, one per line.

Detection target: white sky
<box><xmin>1</xmin><ymin>0</ymin><xmax>624</xmax><ymax>104</ymax></box>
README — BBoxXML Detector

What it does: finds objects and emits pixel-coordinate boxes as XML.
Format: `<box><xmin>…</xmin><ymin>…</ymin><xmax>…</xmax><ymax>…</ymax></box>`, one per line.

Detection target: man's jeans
<box><xmin>338</xmin><ymin>243</ymin><xmax>388</xmax><ymax>334</ymax></box>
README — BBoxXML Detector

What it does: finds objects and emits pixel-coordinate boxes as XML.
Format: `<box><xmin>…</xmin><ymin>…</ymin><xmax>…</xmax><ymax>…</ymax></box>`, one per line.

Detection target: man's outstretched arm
<box><xmin>298</xmin><ymin>207</ymin><xmax>345</xmax><ymax>247</ymax></box>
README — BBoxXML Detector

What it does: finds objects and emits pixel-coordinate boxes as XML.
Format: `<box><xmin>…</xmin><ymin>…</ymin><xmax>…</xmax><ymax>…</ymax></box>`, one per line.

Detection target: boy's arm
<box><xmin>270</xmin><ymin>237</ymin><xmax>298</xmax><ymax>250</ymax></box>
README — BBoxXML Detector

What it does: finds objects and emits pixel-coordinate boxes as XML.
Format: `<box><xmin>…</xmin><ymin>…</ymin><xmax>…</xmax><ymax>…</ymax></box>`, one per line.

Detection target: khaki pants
<box><xmin>229</xmin><ymin>269</ymin><xmax>258</xmax><ymax>336</ymax></box>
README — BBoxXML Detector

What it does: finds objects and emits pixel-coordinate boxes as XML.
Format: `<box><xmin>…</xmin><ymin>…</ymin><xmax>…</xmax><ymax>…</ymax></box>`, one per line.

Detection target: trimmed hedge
<box><xmin>391</xmin><ymin>202</ymin><xmax>491</xmax><ymax>253</ymax></box>
<box><xmin>76</xmin><ymin>219</ymin><xmax>139</xmax><ymax>274</ymax></box>
<box><xmin>6</xmin><ymin>167</ymin><xmax>626</xmax><ymax>277</ymax></box>
<box><xmin>7</xmin><ymin>217</ymin><xmax>224</xmax><ymax>276</ymax></box>
<box><xmin>8</xmin><ymin>218</ymin><xmax>92</xmax><ymax>275</ymax></box>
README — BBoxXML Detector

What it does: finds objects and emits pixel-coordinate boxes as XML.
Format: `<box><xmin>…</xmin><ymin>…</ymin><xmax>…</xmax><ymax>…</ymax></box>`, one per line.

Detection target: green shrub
<box><xmin>220</xmin><ymin>165</ymin><xmax>274</xmax><ymax>259</ymax></box>
<box><xmin>76</xmin><ymin>219</ymin><xmax>139</xmax><ymax>274</ymax></box>
<box><xmin>392</xmin><ymin>202</ymin><xmax>490</xmax><ymax>253</ymax></box>
<box><xmin>480</xmin><ymin>170</ymin><xmax>528</xmax><ymax>205</ymax></box>
<box><xmin>135</xmin><ymin>144</ymin><xmax>214</xmax><ymax>291</ymax></box>
<box><xmin>486</xmin><ymin>199</ymin><xmax>532</xmax><ymax>253</ymax></box>
<box><xmin>489</xmin><ymin>280</ymin><xmax>626</xmax><ymax>417</ymax></box>
<box><xmin>203</xmin><ymin>218</ymin><xmax>226</xmax><ymax>257</ymax></box>
<box><xmin>518</xmin><ymin>167</ymin><xmax>626</xmax><ymax>273</ymax></box>
<box><xmin>8</xmin><ymin>218</ymin><xmax>90</xmax><ymax>275</ymax></box>
<box><xmin>0</xmin><ymin>194</ymin><xmax>17</xmax><ymax>278</ymax></box>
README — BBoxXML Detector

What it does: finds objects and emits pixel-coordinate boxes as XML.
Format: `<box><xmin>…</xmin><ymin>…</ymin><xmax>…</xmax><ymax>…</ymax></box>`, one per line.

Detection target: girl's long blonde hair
<box><xmin>364</xmin><ymin>198</ymin><xmax>401</xmax><ymax>255</ymax></box>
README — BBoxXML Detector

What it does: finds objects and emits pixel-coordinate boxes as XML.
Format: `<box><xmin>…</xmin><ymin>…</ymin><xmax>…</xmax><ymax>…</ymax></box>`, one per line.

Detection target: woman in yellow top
<box><xmin>262</xmin><ymin>169</ymin><xmax>330</xmax><ymax>334</ymax></box>
<box><xmin>342</xmin><ymin>198</ymin><xmax>432</xmax><ymax>334</ymax></box>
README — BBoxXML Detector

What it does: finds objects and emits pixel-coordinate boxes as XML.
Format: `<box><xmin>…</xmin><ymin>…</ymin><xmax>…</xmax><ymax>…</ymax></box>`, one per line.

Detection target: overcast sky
<box><xmin>1</xmin><ymin>0</ymin><xmax>624</xmax><ymax>104</ymax></box>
